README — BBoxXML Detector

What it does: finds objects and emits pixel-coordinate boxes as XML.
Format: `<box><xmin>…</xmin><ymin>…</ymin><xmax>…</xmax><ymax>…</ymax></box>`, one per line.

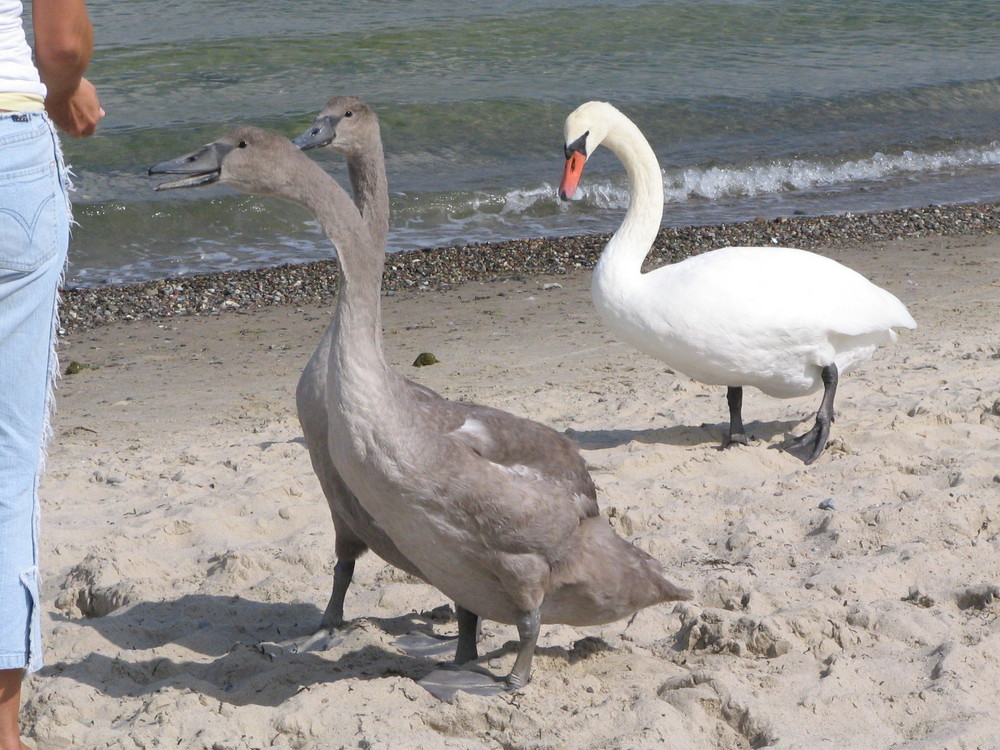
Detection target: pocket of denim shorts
<box><xmin>0</xmin><ymin>161</ymin><xmax>67</xmax><ymax>272</ymax></box>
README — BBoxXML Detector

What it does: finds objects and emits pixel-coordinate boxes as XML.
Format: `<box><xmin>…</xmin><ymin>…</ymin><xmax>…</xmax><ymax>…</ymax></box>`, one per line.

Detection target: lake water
<box><xmin>29</xmin><ymin>0</ymin><xmax>1000</xmax><ymax>287</ymax></box>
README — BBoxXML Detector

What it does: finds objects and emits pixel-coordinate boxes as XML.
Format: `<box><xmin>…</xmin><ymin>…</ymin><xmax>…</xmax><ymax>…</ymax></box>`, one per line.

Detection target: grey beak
<box><xmin>148</xmin><ymin>142</ymin><xmax>234</xmax><ymax>191</ymax></box>
<box><xmin>293</xmin><ymin>116</ymin><xmax>337</xmax><ymax>150</ymax></box>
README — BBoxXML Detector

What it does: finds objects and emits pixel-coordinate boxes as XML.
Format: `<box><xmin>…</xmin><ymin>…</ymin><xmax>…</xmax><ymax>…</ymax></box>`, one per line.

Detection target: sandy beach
<box><xmin>19</xmin><ymin>223</ymin><xmax>1000</xmax><ymax>748</ymax></box>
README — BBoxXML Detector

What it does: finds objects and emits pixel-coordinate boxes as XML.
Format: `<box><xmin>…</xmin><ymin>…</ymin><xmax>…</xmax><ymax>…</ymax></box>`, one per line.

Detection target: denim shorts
<box><xmin>0</xmin><ymin>111</ymin><xmax>69</xmax><ymax>673</ymax></box>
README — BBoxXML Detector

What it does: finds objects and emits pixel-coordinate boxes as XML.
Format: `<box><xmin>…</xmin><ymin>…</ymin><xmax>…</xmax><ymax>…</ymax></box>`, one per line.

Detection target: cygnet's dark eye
<box><xmin>238</xmin><ymin>141</ymin><xmax>247</xmax><ymax>149</ymax></box>
<box><xmin>344</xmin><ymin>110</ymin><xmax>353</xmax><ymax>118</ymax></box>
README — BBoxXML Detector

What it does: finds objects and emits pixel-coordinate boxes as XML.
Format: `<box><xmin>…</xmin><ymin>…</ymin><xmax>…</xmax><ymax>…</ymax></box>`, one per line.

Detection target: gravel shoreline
<box><xmin>59</xmin><ymin>202</ymin><xmax>1000</xmax><ymax>332</ymax></box>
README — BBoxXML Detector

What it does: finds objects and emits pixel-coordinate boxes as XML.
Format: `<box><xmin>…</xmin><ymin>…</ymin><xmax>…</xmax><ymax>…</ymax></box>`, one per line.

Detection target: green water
<box><xmin>28</xmin><ymin>0</ymin><xmax>1000</xmax><ymax>285</ymax></box>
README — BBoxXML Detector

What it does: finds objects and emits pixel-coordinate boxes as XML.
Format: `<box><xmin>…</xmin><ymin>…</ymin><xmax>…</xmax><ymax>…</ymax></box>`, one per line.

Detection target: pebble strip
<box><xmin>59</xmin><ymin>203</ymin><xmax>1000</xmax><ymax>332</ymax></box>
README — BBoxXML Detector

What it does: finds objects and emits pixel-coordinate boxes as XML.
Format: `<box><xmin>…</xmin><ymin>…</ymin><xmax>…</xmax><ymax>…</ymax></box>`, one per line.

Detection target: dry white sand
<box><xmin>21</xmin><ymin>233</ymin><xmax>1000</xmax><ymax>749</ymax></box>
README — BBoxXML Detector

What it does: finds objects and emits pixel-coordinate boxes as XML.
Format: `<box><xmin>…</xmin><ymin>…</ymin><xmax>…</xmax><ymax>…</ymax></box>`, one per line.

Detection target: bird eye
<box><xmin>237</xmin><ymin>141</ymin><xmax>247</xmax><ymax>149</ymax></box>
<box><xmin>344</xmin><ymin>110</ymin><xmax>353</xmax><ymax>117</ymax></box>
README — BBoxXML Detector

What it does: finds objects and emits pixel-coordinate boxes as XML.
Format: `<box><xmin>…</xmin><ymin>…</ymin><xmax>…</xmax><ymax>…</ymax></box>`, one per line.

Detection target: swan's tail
<box><xmin>542</xmin><ymin>516</ymin><xmax>693</xmax><ymax>626</ymax></box>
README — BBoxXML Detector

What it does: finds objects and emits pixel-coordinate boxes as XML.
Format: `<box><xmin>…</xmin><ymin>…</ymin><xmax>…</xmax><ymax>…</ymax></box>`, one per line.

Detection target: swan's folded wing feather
<box><xmin>648</xmin><ymin>246</ymin><xmax>917</xmax><ymax>340</ymax></box>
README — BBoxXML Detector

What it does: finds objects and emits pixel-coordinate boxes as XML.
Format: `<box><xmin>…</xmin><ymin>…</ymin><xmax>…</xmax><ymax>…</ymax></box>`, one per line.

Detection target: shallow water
<box><xmin>28</xmin><ymin>0</ymin><xmax>1000</xmax><ymax>286</ymax></box>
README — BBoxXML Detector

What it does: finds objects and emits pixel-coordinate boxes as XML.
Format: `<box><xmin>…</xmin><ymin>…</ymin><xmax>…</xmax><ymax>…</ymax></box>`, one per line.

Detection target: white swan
<box><xmin>560</xmin><ymin>101</ymin><xmax>917</xmax><ymax>464</ymax></box>
<box><xmin>150</xmin><ymin>126</ymin><xmax>693</xmax><ymax>695</ymax></box>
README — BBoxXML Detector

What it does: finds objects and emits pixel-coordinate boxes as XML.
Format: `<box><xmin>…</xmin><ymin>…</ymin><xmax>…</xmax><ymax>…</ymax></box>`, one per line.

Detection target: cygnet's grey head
<box><xmin>293</xmin><ymin>95</ymin><xmax>379</xmax><ymax>158</ymax></box>
<box><xmin>148</xmin><ymin>126</ymin><xmax>308</xmax><ymax>198</ymax></box>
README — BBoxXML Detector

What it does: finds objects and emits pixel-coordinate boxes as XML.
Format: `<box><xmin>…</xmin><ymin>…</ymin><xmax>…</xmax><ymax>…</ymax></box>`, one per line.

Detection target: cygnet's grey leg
<box><xmin>504</xmin><ymin>608</ymin><xmax>541</xmax><ymax>692</ymax></box>
<box><xmin>320</xmin><ymin>558</ymin><xmax>356</xmax><ymax>629</ymax></box>
<box><xmin>260</xmin><ymin>559</ymin><xmax>355</xmax><ymax>657</ymax></box>
<box><xmin>417</xmin><ymin>607</ymin><xmax>541</xmax><ymax>701</ymax></box>
<box><xmin>726</xmin><ymin>386</ymin><xmax>749</xmax><ymax>446</ymax></box>
<box><xmin>788</xmin><ymin>363</ymin><xmax>838</xmax><ymax>465</ymax></box>
<box><xmin>454</xmin><ymin>605</ymin><xmax>480</xmax><ymax>664</ymax></box>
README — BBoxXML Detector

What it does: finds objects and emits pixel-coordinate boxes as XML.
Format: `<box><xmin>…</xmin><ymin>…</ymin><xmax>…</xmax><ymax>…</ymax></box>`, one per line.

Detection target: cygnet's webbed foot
<box><xmin>392</xmin><ymin>632</ymin><xmax>461</xmax><ymax>658</ymax></box>
<box><xmin>416</xmin><ymin>607</ymin><xmax>537</xmax><ymax>701</ymax></box>
<box><xmin>395</xmin><ymin>603</ymin><xmax>481</xmax><ymax>660</ymax></box>
<box><xmin>417</xmin><ymin>663</ymin><xmax>509</xmax><ymax>701</ymax></box>
<box><xmin>258</xmin><ymin>625</ymin><xmax>349</xmax><ymax>658</ymax></box>
<box><xmin>409</xmin><ymin>606</ymin><xmax>490</xmax><ymax>700</ymax></box>
<box><xmin>259</xmin><ymin>559</ymin><xmax>358</xmax><ymax>658</ymax></box>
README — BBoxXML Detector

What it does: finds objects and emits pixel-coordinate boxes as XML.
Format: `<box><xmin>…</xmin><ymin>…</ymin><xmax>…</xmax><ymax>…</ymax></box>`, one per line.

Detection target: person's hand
<box><xmin>45</xmin><ymin>77</ymin><xmax>104</xmax><ymax>138</ymax></box>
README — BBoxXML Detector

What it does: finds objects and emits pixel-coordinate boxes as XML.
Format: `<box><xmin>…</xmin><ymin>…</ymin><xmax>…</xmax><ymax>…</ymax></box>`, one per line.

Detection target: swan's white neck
<box><xmin>592</xmin><ymin>112</ymin><xmax>665</xmax><ymax>292</ymax></box>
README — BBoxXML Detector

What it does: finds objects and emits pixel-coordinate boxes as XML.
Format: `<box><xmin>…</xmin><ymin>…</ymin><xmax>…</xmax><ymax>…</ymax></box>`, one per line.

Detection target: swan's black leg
<box><xmin>788</xmin><ymin>363</ymin><xmax>838</xmax><ymax>465</ymax></box>
<box><xmin>726</xmin><ymin>386</ymin><xmax>749</xmax><ymax>446</ymax></box>
<box><xmin>504</xmin><ymin>608</ymin><xmax>541</xmax><ymax>692</ymax></box>
<box><xmin>454</xmin><ymin>605</ymin><xmax>480</xmax><ymax>664</ymax></box>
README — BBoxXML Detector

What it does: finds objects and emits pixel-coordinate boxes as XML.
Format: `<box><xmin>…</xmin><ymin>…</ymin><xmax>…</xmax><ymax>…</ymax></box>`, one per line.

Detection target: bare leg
<box><xmin>504</xmin><ymin>608</ymin><xmax>541</xmax><ymax>692</ymax></box>
<box><xmin>726</xmin><ymin>386</ymin><xmax>748</xmax><ymax>446</ymax></box>
<box><xmin>454</xmin><ymin>605</ymin><xmax>479</xmax><ymax>664</ymax></box>
<box><xmin>788</xmin><ymin>363</ymin><xmax>838</xmax><ymax>465</ymax></box>
<box><xmin>0</xmin><ymin>669</ymin><xmax>29</xmax><ymax>750</ymax></box>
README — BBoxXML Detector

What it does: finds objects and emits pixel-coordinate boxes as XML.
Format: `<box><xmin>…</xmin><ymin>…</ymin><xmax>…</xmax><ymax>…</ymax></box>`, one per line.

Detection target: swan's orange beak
<box><xmin>559</xmin><ymin>151</ymin><xmax>586</xmax><ymax>200</ymax></box>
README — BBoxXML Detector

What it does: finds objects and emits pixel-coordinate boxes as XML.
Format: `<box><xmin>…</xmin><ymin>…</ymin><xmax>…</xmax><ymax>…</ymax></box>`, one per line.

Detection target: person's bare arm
<box><xmin>31</xmin><ymin>0</ymin><xmax>103</xmax><ymax>137</ymax></box>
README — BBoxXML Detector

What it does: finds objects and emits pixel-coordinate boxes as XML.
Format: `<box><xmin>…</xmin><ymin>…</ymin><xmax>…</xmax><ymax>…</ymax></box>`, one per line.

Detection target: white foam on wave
<box><xmin>671</xmin><ymin>143</ymin><xmax>1000</xmax><ymax>201</ymax></box>
<box><xmin>499</xmin><ymin>185</ymin><xmax>557</xmax><ymax>214</ymax></box>
<box><xmin>558</xmin><ymin>141</ymin><xmax>1000</xmax><ymax>210</ymax></box>
<box><xmin>390</xmin><ymin>140</ymin><xmax>1000</xmax><ymax>245</ymax></box>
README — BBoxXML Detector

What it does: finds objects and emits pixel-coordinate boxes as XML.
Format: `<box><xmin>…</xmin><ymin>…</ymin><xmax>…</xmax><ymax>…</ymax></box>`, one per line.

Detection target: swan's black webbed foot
<box><xmin>786</xmin><ymin>363</ymin><xmax>838</xmax><ymax>465</ymax></box>
<box><xmin>786</xmin><ymin>420</ymin><xmax>830</xmax><ymax>465</ymax></box>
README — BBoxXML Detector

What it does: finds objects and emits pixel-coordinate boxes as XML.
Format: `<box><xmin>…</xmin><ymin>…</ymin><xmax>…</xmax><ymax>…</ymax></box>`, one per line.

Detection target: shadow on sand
<box><xmin>567</xmin><ymin>417</ymin><xmax>806</xmax><ymax>454</ymax></box>
<box><xmin>43</xmin><ymin>595</ymin><xmax>444</xmax><ymax>706</ymax></box>
<box><xmin>42</xmin><ymin>594</ymin><xmax>613</xmax><ymax>706</ymax></box>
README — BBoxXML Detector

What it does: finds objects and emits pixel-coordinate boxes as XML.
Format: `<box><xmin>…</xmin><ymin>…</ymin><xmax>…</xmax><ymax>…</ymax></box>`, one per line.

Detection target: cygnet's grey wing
<box><xmin>454</xmin><ymin>404</ymin><xmax>597</xmax><ymax>511</ymax></box>
<box><xmin>404</xmin><ymin>376</ymin><xmax>598</xmax><ymax>520</ymax></box>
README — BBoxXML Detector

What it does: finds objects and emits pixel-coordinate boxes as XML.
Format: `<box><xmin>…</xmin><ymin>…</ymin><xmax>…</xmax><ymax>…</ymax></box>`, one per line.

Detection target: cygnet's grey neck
<box><xmin>345</xmin><ymin>135</ymin><xmax>390</xmax><ymax>252</ymax></box>
<box><xmin>290</xmin><ymin>154</ymin><xmax>388</xmax><ymax>372</ymax></box>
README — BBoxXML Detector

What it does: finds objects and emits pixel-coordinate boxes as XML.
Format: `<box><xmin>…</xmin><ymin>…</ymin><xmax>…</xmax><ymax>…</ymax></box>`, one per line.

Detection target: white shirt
<box><xmin>0</xmin><ymin>0</ymin><xmax>45</xmax><ymax>98</ymax></box>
